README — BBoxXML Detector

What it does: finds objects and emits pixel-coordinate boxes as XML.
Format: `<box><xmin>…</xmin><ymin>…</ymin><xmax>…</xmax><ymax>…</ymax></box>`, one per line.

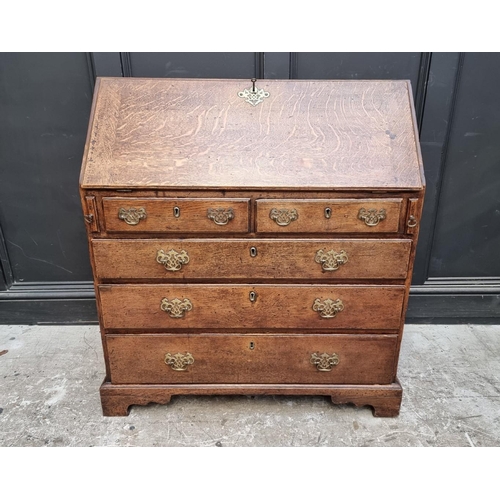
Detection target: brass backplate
<box><xmin>160</xmin><ymin>297</ymin><xmax>193</xmax><ymax>318</ymax></box>
<box><xmin>165</xmin><ymin>352</ymin><xmax>194</xmax><ymax>371</ymax></box>
<box><xmin>312</xmin><ymin>298</ymin><xmax>344</xmax><ymax>318</ymax></box>
<box><xmin>310</xmin><ymin>352</ymin><xmax>340</xmax><ymax>372</ymax></box>
<box><xmin>358</xmin><ymin>208</ymin><xmax>386</xmax><ymax>227</ymax></box>
<box><xmin>314</xmin><ymin>249</ymin><xmax>348</xmax><ymax>272</ymax></box>
<box><xmin>269</xmin><ymin>208</ymin><xmax>299</xmax><ymax>226</ymax></box>
<box><xmin>156</xmin><ymin>249</ymin><xmax>190</xmax><ymax>272</ymax></box>
<box><xmin>118</xmin><ymin>207</ymin><xmax>147</xmax><ymax>225</ymax></box>
<box><xmin>207</xmin><ymin>208</ymin><xmax>235</xmax><ymax>226</ymax></box>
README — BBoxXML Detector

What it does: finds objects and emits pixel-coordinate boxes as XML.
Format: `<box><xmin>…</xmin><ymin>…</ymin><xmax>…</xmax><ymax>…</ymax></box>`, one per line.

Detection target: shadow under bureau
<box><xmin>80</xmin><ymin>77</ymin><xmax>425</xmax><ymax>417</ymax></box>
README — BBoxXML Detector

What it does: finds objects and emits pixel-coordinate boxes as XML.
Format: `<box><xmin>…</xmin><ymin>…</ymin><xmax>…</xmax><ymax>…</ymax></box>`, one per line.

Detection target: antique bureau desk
<box><xmin>80</xmin><ymin>78</ymin><xmax>424</xmax><ymax>417</ymax></box>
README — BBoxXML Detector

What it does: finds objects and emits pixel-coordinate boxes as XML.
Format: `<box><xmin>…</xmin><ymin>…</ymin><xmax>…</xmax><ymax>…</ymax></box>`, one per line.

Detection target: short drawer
<box><xmin>92</xmin><ymin>238</ymin><xmax>412</xmax><ymax>280</ymax></box>
<box><xmin>99</xmin><ymin>284</ymin><xmax>405</xmax><ymax>330</ymax></box>
<box><xmin>102</xmin><ymin>197</ymin><xmax>250</xmax><ymax>233</ymax></box>
<box><xmin>256</xmin><ymin>198</ymin><xmax>403</xmax><ymax>233</ymax></box>
<box><xmin>106</xmin><ymin>333</ymin><xmax>398</xmax><ymax>385</ymax></box>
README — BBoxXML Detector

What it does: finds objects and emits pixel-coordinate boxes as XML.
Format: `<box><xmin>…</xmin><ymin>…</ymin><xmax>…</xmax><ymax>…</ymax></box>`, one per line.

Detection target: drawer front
<box><xmin>256</xmin><ymin>199</ymin><xmax>402</xmax><ymax>233</ymax></box>
<box><xmin>102</xmin><ymin>197</ymin><xmax>250</xmax><ymax>233</ymax></box>
<box><xmin>99</xmin><ymin>285</ymin><xmax>405</xmax><ymax>330</ymax></box>
<box><xmin>106</xmin><ymin>333</ymin><xmax>398</xmax><ymax>385</ymax></box>
<box><xmin>93</xmin><ymin>238</ymin><xmax>412</xmax><ymax>280</ymax></box>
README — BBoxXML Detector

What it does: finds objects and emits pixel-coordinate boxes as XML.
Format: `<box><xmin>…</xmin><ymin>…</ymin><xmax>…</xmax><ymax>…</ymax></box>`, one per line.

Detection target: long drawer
<box><xmin>92</xmin><ymin>238</ymin><xmax>412</xmax><ymax>280</ymax></box>
<box><xmin>99</xmin><ymin>284</ymin><xmax>405</xmax><ymax>330</ymax></box>
<box><xmin>106</xmin><ymin>333</ymin><xmax>398</xmax><ymax>385</ymax></box>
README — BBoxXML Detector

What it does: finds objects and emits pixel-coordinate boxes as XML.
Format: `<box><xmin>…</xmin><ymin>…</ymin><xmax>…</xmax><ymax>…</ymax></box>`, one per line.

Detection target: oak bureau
<box><xmin>80</xmin><ymin>77</ymin><xmax>425</xmax><ymax>417</ymax></box>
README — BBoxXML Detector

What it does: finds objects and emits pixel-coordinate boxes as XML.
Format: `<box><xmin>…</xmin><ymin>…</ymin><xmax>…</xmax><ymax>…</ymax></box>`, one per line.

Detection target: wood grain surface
<box><xmin>99</xmin><ymin>381</ymin><xmax>403</xmax><ymax>417</ymax></box>
<box><xmin>106</xmin><ymin>333</ymin><xmax>398</xmax><ymax>385</ymax></box>
<box><xmin>99</xmin><ymin>284</ymin><xmax>405</xmax><ymax>330</ymax></box>
<box><xmin>80</xmin><ymin>78</ymin><xmax>424</xmax><ymax>190</ymax></box>
<box><xmin>92</xmin><ymin>238</ymin><xmax>412</xmax><ymax>281</ymax></box>
<box><xmin>80</xmin><ymin>77</ymin><xmax>425</xmax><ymax>418</ymax></box>
<box><xmin>102</xmin><ymin>197</ymin><xmax>250</xmax><ymax>233</ymax></box>
<box><xmin>256</xmin><ymin>198</ymin><xmax>402</xmax><ymax>233</ymax></box>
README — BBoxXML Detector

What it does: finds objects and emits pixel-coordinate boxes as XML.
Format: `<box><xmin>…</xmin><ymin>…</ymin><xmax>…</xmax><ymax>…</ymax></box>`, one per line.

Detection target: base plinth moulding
<box><xmin>100</xmin><ymin>380</ymin><xmax>403</xmax><ymax>418</ymax></box>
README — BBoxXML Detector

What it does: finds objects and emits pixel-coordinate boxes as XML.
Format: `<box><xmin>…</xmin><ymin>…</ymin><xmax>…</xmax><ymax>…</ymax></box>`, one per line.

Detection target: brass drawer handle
<box><xmin>269</xmin><ymin>208</ymin><xmax>298</xmax><ymax>226</ymax></box>
<box><xmin>160</xmin><ymin>297</ymin><xmax>193</xmax><ymax>318</ymax></box>
<box><xmin>118</xmin><ymin>207</ymin><xmax>147</xmax><ymax>225</ymax></box>
<box><xmin>165</xmin><ymin>352</ymin><xmax>194</xmax><ymax>371</ymax></box>
<box><xmin>311</xmin><ymin>352</ymin><xmax>340</xmax><ymax>371</ymax></box>
<box><xmin>407</xmin><ymin>215</ymin><xmax>418</xmax><ymax>228</ymax></box>
<box><xmin>312</xmin><ymin>298</ymin><xmax>344</xmax><ymax>318</ymax></box>
<box><xmin>156</xmin><ymin>249</ymin><xmax>190</xmax><ymax>272</ymax></box>
<box><xmin>207</xmin><ymin>208</ymin><xmax>234</xmax><ymax>226</ymax></box>
<box><xmin>358</xmin><ymin>208</ymin><xmax>386</xmax><ymax>227</ymax></box>
<box><xmin>315</xmin><ymin>249</ymin><xmax>348</xmax><ymax>271</ymax></box>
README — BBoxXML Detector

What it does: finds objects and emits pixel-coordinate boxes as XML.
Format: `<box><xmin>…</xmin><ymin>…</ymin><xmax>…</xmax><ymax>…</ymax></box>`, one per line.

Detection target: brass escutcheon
<box><xmin>164</xmin><ymin>352</ymin><xmax>194</xmax><ymax>371</ymax></box>
<box><xmin>156</xmin><ymin>249</ymin><xmax>190</xmax><ymax>272</ymax></box>
<box><xmin>357</xmin><ymin>208</ymin><xmax>386</xmax><ymax>227</ymax></box>
<box><xmin>238</xmin><ymin>78</ymin><xmax>270</xmax><ymax>106</ymax></box>
<box><xmin>324</xmin><ymin>207</ymin><xmax>332</xmax><ymax>219</ymax></box>
<box><xmin>312</xmin><ymin>298</ymin><xmax>344</xmax><ymax>318</ymax></box>
<box><xmin>315</xmin><ymin>249</ymin><xmax>348</xmax><ymax>272</ymax></box>
<box><xmin>118</xmin><ymin>207</ymin><xmax>147</xmax><ymax>225</ymax></box>
<box><xmin>207</xmin><ymin>208</ymin><xmax>235</xmax><ymax>226</ymax></box>
<box><xmin>269</xmin><ymin>208</ymin><xmax>299</xmax><ymax>226</ymax></box>
<box><xmin>160</xmin><ymin>297</ymin><xmax>193</xmax><ymax>318</ymax></box>
<box><xmin>310</xmin><ymin>352</ymin><xmax>340</xmax><ymax>372</ymax></box>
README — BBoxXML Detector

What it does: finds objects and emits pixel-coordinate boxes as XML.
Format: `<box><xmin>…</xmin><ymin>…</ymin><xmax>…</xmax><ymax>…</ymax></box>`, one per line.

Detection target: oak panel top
<box><xmin>80</xmin><ymin>78</ymin><xmax>424</xmax><ymax>191</ymax></box>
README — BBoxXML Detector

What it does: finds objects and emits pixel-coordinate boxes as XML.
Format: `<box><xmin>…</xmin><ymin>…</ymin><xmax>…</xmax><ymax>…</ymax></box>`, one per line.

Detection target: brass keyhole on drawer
<box><xmin>250</xmin><ymin>246</ymin><xmax>257</xmax><ymax>257</ymax></box>
<box><xmin>249</xmin><ymin>341</ymin><xmax>255</xmax><ymax>350</ymax></box>
<box><xmin>249</xmin><ymin>291</ymin><xmax>257</xmax><ymax>303</ymax></box>
<box><xmin>173</xmin><ymin>206</ymin><xmax>180</xmax><ymax>218</ymax></box>
<box><xmin>324</xmin><ymin>207</ymin><xmax>332</xmax><ymax>219</ymax></box>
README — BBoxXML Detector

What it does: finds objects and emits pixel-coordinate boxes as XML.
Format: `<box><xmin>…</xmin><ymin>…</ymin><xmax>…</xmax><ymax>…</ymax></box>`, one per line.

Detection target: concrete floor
<box><xmin>0</xmin><ymin>324</ymin><xmax>498</xmax><ymax>447</ymax></box>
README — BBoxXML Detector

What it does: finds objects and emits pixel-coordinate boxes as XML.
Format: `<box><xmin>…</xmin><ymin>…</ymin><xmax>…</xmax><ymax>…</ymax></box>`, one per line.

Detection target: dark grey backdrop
<box><xmin>1</xmin><ymin>52</ymin><xmax>499</xmax><ymax>323</ymax></box>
